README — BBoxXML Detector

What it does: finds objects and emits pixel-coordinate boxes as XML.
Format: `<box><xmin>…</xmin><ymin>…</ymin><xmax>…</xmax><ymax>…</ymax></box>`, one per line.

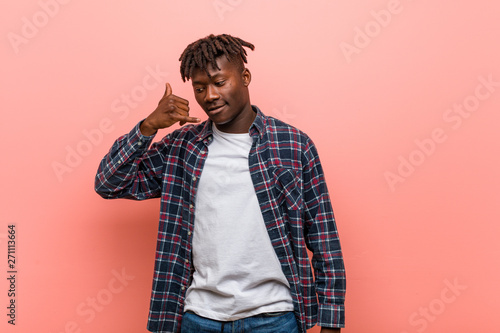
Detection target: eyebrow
<box><xmin>192</xmin><ymin>72</ymin><xmax>224</xmax><ymax>85</ymax></box>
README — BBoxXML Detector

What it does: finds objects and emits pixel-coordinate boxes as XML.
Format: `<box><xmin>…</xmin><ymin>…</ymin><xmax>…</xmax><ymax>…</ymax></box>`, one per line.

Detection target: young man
<box><xmin>95</xmin><ymin>34</ymin><xmax>345</xmax><ymax>333</ymax></box>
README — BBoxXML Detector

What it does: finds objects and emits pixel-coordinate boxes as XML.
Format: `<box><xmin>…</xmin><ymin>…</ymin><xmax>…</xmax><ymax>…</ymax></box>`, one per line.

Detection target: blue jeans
<box><xmin>180</xmin><ymin>311</ymin><xmax>299</xmax><ymax>333</ymax></box>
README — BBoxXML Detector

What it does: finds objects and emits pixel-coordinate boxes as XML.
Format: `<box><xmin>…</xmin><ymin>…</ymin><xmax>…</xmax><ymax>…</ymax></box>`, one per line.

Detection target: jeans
<box><xmin>180</xmin><ymin>311</ymin><xmax>299</xmax><ymax>333</ymax></box>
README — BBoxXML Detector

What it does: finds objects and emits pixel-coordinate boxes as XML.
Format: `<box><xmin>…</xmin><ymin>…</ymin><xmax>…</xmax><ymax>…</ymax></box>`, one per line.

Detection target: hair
<box><xmin>179</xmin><ymin>34</ymin><xmax>255</xmax><ymax>82</ymax></box>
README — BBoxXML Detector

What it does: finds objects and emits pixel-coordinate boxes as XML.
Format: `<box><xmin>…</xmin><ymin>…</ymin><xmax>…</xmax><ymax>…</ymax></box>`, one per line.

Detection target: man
<box><xmin>95</xmin><ymin>34</ymin><xmax>345</xmax><ymax>333</ymax></box>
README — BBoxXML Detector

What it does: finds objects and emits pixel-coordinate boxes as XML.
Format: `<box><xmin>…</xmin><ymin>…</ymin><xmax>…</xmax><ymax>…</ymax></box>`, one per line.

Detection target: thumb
<box><xmin>164</xmin><ymin>82</ymin><xmax>172</xmax><ymax>97</ymax></box>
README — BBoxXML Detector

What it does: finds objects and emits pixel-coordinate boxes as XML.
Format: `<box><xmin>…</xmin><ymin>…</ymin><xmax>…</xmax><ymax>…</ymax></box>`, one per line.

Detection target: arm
<box><xmin>302</xmin><ymin>137</ymin><xmax>346</xmax><ymax>329</ymax></box>
<box><xmin>95</xmin><ymin>83</ymin><xmax>200</xmax><ymax>199</ymax></box>
<box><xmin>94</xmin><ymin>121</ymin><xmax>164</xmax><ymax>200</ymax></box>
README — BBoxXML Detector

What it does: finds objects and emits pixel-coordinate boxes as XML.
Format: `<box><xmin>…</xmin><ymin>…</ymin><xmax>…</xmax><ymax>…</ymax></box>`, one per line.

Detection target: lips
<box><xmin>207</xmin><ymin>103</ymin><xmax>226</xmax><ymax>114</ymax></box>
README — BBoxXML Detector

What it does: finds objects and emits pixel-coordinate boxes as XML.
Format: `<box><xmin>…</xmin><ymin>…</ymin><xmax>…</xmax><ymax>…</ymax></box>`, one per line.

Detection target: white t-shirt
<box><xmin>184</xmin><ymin>125</ymin><xmax>294</xmax><ymax>321</ymax></box>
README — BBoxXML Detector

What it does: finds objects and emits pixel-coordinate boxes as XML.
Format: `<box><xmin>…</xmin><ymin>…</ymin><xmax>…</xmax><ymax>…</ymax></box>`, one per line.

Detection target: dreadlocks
<box><xmin>179</xmin><ymin>34</ymin><xmax>255</xmax><ymax>82</ymax></box>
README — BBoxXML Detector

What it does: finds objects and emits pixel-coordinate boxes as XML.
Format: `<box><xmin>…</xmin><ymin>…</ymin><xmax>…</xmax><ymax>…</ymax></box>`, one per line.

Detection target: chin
<box><xmin>213</xmin><ymin>119</ymin><xmax>231</xmax><ymax>125</ymax></box>
<box><xmin>210</xmin><ymin>115</ymin><xmax>232</xmax><ymax>125</ymax></box>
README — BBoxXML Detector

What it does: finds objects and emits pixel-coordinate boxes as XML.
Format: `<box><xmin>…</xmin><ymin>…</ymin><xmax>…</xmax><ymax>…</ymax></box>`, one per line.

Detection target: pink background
<box><xmin>2</xmin><ymin>1</ymin><xmax>499</xmax><ymax>332</ymax></box>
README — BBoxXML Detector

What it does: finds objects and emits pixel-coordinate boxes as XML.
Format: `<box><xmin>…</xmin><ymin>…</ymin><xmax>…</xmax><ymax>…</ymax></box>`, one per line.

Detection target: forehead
<box><xmin>191</xmin><ymin>56</ymin><xmax>240</xmax><ymax>82</ymax></box>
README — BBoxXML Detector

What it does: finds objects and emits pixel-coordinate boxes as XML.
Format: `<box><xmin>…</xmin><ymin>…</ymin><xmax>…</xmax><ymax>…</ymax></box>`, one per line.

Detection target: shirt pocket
<box><xmin>270</xmin><ymin>167</ymin><xmax>303</xmax><ymax>211</ymax></box>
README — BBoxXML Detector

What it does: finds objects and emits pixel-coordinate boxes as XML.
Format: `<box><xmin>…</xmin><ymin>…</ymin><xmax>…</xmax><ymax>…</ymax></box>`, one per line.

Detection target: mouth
<box><xmin>207</xmin><ymin>103</ymin><xmax>226</xmax><ymax>114</ymax></box>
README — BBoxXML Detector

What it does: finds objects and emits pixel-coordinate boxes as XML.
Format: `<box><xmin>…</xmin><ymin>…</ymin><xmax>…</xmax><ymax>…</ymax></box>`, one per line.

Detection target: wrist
<box><xmin>140</xmin><ymin>119</ymin><xmax>157</xmax><ymax>136</ymax></box>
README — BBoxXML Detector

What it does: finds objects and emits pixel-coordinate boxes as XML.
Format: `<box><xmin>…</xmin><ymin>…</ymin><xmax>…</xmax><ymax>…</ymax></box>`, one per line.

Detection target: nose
<box><xmin>205</xmin><ymin>84</ymin><xmax>220</xmax><ymax>103</ymax></box>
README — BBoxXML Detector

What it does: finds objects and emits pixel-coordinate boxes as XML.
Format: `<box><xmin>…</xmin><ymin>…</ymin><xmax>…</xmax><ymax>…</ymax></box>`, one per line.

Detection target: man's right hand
<box><xmin>140</xmin><ymin>83</ymin><xmax>200</xmax><ymax>136</ymax></box>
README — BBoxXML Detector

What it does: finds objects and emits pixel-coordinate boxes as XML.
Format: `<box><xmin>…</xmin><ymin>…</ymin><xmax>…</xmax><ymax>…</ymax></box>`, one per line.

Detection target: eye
<box><xmin>194</xmin><ymin>87</ymin><xmax>204</xmax><ymax>93</ymax></box>
<box><xmin>215</xmin><ymin>80</ymin><xmax>226</xmax><ymax>87</ymax></box>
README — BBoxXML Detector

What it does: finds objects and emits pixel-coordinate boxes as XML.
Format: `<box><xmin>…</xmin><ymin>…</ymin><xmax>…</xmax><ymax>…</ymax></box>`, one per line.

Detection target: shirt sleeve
<box><xmin>94</xmin><ymin>120</ymin><xmax>168</xmax><ymax>200</ymax></box>
<box><xmin>302</xmin><ymin>137</ymin><xmax>346</xmax><ymax>328</ymax></box>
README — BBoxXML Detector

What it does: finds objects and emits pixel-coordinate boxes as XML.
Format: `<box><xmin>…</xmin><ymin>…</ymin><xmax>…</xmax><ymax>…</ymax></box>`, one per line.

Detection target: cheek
<box><xmin>227</xmin><ymin>87</ymin><xmax>245</xmax><ymax>104</ymax></box>
<box><xmin>194</xmin><ymin>94</ymin><xmax>204</xmax><ymax>106</ymax></box>
<box><xmin>222</xmin><ymin>84</ymin><xmax>238</xmax><ymax>101</ymax></box>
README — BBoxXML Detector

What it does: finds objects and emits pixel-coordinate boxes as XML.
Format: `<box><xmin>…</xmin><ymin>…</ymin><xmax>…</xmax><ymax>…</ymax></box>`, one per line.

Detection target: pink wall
<box><xmin>2</xmin><ymin>1</ymin><xmax>499</xmax><ymax>332</ymax></box>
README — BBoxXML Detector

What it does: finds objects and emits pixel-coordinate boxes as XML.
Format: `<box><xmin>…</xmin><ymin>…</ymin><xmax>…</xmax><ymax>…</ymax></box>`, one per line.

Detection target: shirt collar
<box><xmin>249</xmin><ymin>105</ymin><xmax>266</xmax><ymax>139</ymax></box>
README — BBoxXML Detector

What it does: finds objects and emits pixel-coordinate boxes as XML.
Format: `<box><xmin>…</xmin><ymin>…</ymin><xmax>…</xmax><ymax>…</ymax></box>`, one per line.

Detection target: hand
<box><xmin>320</xmin><ymin>328</ymin><xmax>340</xmax><ymax>333</ymax></box>
<box><xmin>140</xmin><ymin>83</ymin><xmax>200</xmax><ymax>136</ymax></box>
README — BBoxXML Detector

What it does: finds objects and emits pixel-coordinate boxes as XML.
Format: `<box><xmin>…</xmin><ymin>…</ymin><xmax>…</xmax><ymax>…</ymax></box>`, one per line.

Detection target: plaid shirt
<box><xmin>95</xmin><ymin>106</ymin><xmax>345</xmax><ymax>332</ymax></box>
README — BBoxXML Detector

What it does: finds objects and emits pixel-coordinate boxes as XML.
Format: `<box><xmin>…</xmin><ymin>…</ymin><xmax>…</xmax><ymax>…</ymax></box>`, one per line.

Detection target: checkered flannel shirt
<box><xmin>95</xmin><ymin>106</ymin><xmax>345</xmax><ymax>332</ymax></box>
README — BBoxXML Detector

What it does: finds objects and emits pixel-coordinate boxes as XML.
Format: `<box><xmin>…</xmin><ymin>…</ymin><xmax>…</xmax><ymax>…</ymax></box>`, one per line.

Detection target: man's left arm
<box><xmin>302</xmin><ymin>137</ymin><xmax>346</xmax><ymax>329</ymax></box>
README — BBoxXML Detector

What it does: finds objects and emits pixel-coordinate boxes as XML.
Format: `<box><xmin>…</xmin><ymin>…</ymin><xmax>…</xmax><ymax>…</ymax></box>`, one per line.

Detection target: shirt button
<box><xmin>188</xmin><ymin>231</ymin><xmax>192</xmax><ymax>236</ymax></box>
<box><xmin>181</xmin><ymin>286</ymin><xmax>186</xmax><ymax>291</ymax></box>
<box><xmin>137</xmin><ymin>141</ymin><xmax>142</xmax><ymax>146</ymax></box>
<box><xmin>192</xmin><ymin>176</ymin><xmax>197</xmax><ymax>181</ymax></box>
<box><xmin>185</xmin><ymin>259</ymin><xmax>189</xmax><ymax>264</ymax></box>
<box><xmin>189</xmin><ymin>204</ymin><xmax>194</xmax><ymax>209</ymax></box>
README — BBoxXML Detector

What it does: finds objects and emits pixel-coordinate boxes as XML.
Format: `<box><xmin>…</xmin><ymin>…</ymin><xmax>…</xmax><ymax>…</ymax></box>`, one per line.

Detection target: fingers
<box><xmin>156</xmin><ymin>83</ymin><xmax>199</xmax><ymax>127</ymax></box>
<box><xmin>166</xmin><ymin>102</ymin><xmax>199</xmax><ymax>126</ymax></box>
<box><xmin>173</xmin><ymin>114</ymin><xmax>201</xmax><ymax>126</ymax></box>
<box><xmin>182</xmin><ymin>116</ymin><xmax>201</xmax><ymax>123</ymax></box>
<box><xmin>168</xmin><ymin>96</ymin><xmax>189</xmax><ymax>111</ymax></box>
<box><xmin>165</xmin><ymin>82</ymin><xmax>172</xmax><ymax>97</ymax></box>
<box><xmin>159</xmin><ymin>84</ymin><xmax>189</xmax><ymax>110</ymax></box>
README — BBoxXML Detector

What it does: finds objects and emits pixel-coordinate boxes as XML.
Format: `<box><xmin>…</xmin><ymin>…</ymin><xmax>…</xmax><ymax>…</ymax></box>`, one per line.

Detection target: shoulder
<box><xmin>258</xmin><ymin>111</ymin><xmax>322</xmax><ymax>169</ymax></box>
<box><xmin>263</xmin><ymin>114</ymin><xmax>314</xmax><ymax>151</ymax></box>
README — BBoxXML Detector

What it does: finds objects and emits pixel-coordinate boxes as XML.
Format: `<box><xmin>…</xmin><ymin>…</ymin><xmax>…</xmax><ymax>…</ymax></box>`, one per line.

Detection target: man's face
<box><xmin>191</xmin><ymin>55</ymin><xmax>254</xmax><ymax>133</ymax></box>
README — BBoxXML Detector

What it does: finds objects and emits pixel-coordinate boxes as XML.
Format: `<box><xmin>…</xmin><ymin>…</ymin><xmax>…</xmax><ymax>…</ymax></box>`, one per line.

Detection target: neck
<box><xmin>215</xmin><ymin>103</ymin><xmax>256</xmax><ymax>133</ymax></box>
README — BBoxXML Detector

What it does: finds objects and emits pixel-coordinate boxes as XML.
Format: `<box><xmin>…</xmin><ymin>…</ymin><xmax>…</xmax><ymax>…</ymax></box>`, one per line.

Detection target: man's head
<box><xmin>179</xmin><ymin>34</ymin><xmax>254</xmax><ymax>83</ymax></box>
<box><xmin>179</xmin><ymin>34</ymin><xmax>256</xmax><ymax>133</ymax></box>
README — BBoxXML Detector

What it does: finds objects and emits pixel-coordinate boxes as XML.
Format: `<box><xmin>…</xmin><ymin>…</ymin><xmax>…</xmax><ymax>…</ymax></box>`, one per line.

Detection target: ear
<box><xmin>242</xmin><ymin>68</ymin><xmax>251</xmax><ymax>87</ymax></box>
